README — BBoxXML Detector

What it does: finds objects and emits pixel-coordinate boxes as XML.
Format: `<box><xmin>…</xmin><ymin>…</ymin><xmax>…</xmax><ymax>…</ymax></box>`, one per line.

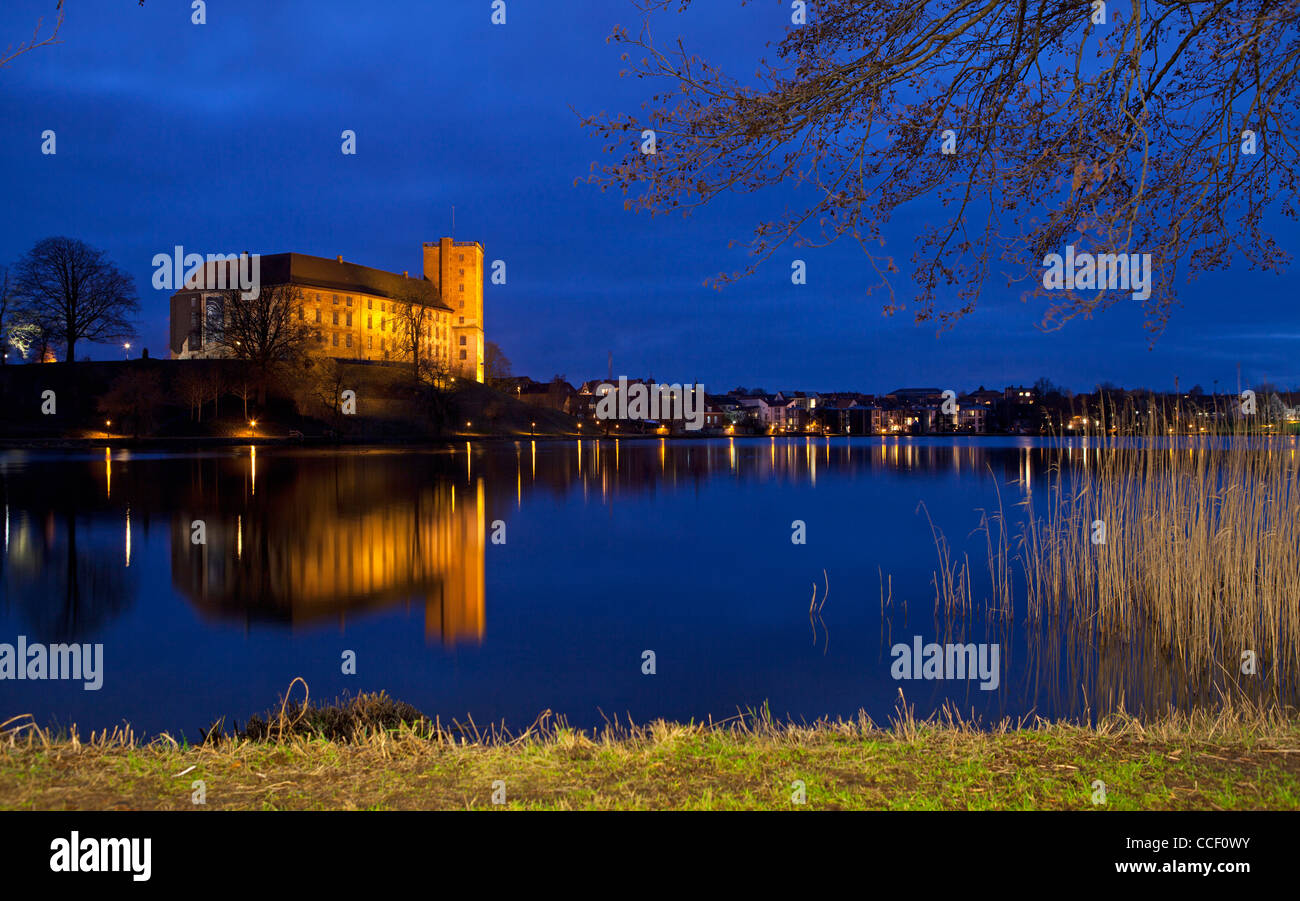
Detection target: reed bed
<box><xmin>929</xmin><ymin>399</ymin><xmax>1300</xmax><ymax>703</ymax></box>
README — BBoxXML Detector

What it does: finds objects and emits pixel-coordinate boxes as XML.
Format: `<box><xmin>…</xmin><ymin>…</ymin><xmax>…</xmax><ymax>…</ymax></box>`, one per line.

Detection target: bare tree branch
<box><xmin>580</xmin><ymin>0</ymin><xmax>1300</xmax><ymax>337</ymax></box>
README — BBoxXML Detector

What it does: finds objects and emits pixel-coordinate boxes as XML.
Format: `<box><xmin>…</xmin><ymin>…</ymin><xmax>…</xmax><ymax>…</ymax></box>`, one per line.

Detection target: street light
<box><xmin>123</xmin><ymin>342</ymin><xmax>131</xmax><ymax>358</ymax></box>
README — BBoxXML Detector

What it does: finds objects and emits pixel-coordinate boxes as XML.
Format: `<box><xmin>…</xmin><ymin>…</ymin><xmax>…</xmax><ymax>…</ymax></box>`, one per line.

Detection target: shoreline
<box><xmin>0</xmin><ymin>430</ymin><xmax>1264</xmax><ymax>451</ymax></box>
<box><xmin>3</xmin><ymin>694</ymin><xmax>1298</xmax><ymax>810</ymax></box>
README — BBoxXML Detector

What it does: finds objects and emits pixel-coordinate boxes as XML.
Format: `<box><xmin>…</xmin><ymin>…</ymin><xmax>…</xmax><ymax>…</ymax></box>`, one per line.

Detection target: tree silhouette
<box><xmin>582</xmin><ymin>0</ymin><xmax>1299</xmax><ymax>338</ymax></box>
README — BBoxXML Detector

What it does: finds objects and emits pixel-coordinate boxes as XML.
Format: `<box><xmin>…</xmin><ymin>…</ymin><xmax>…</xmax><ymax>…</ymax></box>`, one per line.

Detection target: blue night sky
<box><xmin>0</xmin><ymin>0</ymin><xmax>1294</xmax><ymax>394</ymax></box>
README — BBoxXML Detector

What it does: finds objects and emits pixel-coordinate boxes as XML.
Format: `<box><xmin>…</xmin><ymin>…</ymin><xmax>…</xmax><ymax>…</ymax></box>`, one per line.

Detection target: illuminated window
<box><xmin>367</xmin><ymin>336</ymin><xmax>373</xmax><ymax>349</ymax></box>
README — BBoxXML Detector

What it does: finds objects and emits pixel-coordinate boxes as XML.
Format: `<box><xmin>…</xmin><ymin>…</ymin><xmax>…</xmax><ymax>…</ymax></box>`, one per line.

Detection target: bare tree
<box><xmin>1</xmin><ymin>1</ymin><xmax>63</xmax><ymax>69</ymax></box>
<box><xmin>304</xmin><ymin>356</ymin><xmax>347</xmax><ymax>426</ymax></box>
<box><xmin>582</xmin><ymin>0</ymin><xmax>1300</xmax><ymax>337</ymax></box>
<box><xmin>206</xmin><ymin>365</ymin><xmax>226</xmax><ymax>421</ymax></box>
<box><xmin>12</xmin><ymin>236</ymin><xmax>138</xmax><ymax>361</ymax></box>
<box><xmin>392</xmin><ymin>286</ymin><xmax>435</xmax><ymax>382</ymax></box>
<box><xmin>417</xmin><ymin>355</ymin><xmax>458</xmax><ymax>434</ymax></box>
<box><xmin>485</xmin><ymin>340</ymin><xmax>512</xmax><ymax>385</ymax></box>
<box><xmin>174</xmin><ymin>366</ymin><xmax>209</xmax><ymax>423</ymax></box>
<box><xmin>0</xmin><ymin>267</ymin><xmax>11</xmax><ymax>364</ymax></box>
<box><xmin>97</xmin><ymin>369</ymin><xmax>164</xmax><ymax>437</ymax></box>
<box><xmin>207</xmin><ymin>283</ymin><xmax>318</xmax><ymax>404</ymax></box>
<box><xmin>6</xmin><ymin>318</ymin><xmax>43</xmax><ymax>361</ymax></box>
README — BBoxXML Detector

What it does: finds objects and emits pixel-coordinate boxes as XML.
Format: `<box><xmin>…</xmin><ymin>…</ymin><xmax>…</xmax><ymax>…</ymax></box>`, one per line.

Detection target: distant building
<box><xmin>1004</xmin><ymin>385</ymin><xmax>1038</xmax><ymax>405</ymax></box>
<box><xmin>168</xmin><ymin>239</ymin><xmax>485</xmax><ymax>382</ymax></box>
<box><xmin>886</xmin><ymin>387</ymin><xmax>946</xmax><ymax>405</ymax></box>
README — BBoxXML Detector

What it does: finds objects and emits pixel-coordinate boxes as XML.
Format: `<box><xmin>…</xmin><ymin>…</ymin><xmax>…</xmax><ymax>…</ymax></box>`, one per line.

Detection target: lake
<box><xmin>0</xmin><ymin>438</ymin><xmax>1290</xmax><ymax>739</ymax></box>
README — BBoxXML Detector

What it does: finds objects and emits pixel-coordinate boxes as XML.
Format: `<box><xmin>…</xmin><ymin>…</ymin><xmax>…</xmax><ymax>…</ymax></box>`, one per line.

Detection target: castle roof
<box><xmin>261</xmin><ymin>253</ymin><xmax>453</xmax><ymax>311</ymax></box>
<box><xmin>179</xmin><ymin>252</ymin><xmax>453</xmax><ymax>312</ymax></box>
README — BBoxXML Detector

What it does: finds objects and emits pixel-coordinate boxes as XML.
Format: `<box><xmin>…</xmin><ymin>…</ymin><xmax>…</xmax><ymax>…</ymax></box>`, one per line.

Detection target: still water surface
<box><xmin>0</xmin><ymin>438</ymin><xmax>1277</xmax><ymax>738</ymax></box>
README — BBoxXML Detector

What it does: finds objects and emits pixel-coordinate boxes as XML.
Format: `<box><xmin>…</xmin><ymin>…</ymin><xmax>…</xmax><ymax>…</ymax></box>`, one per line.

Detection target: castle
<box><xmin>168</xmin><ymin>238</ymin><xmax>485</xmax><ymax>382</ymax></box>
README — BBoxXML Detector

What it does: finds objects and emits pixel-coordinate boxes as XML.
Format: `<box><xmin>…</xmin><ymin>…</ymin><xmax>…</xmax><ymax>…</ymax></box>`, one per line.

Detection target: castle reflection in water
<box><xmin>2</xmin><ymin>438</ymin><xmax>1055</xmax><ymax>647</ymax></box>
<box><xmin>169</xmin><ymin>448</ymin><xmax>488</xmax><ymax>644</ymax></box>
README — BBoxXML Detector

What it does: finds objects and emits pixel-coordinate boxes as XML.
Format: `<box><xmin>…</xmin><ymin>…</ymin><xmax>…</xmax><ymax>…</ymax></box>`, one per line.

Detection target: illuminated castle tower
<box><xmin>423</xmin><ymin>237</ymin><xmax>485</xmax><ymax>382</ymax></box>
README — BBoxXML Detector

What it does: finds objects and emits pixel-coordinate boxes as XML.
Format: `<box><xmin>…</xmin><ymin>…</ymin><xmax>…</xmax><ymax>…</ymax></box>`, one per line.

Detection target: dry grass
<box><xmin>2</xmin><ymin>689</ymin><xmax>1299</xmax><ymax>810</ymax></box>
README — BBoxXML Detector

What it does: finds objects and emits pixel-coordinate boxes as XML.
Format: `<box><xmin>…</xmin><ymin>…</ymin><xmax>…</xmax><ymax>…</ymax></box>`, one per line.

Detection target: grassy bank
<box><xmin>3</xmin><ymin>694</ymin><xmax>1299</xmax><ymax>810</ymax></box>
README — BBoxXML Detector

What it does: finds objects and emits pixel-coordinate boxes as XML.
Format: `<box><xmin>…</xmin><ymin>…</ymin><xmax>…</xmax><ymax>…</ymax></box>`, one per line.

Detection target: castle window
<box><xmin>368</xmin><ymin>336</ymin><xmax>373</xmax><ymax>349</ymax></box>
<box><xmin>459</xmin><ymin>316</ymin><xmax>464</xmax><ymax>324</ymax></box>
<box><xmin>459</xmin><ymin>336</ymin><xmax>466</xmax><ymax>346</ymax></box>
<box><xmin>298</xmin><ymin>307</ymin><xmax>304</xmax><ymax>320</ymax></box>
<box><xmin>346</xmin><ymin>296</ymin><xmax>353</xmax><ymax>307</ymax></box>
<box><xmin>367</xmin><ymin>314</ymin><xmax>373</xmax><ymax>328</ymax></box>
<box><xmin>381</xmin><ymin>317</ymin><xmax>386</xmax><ymax>331</ymax></box>
<box><xmin>346</xmin><ymin>334</ymin><xmax>352</xmax><ymax>348</ymax></box>
<box><xmin>458</xmin><ymin>253</ymin><xmax>464</xmax><ymax>261</ymax></box>
<box><xmin>333</xmin><ymin>294</ymin><xmax>339</xmax><ymax>304</ymax></box>
<box><xmin>315</xmin><ymin>309</ymin><xmax>321</xmax><ymax>323</ymax></box>
<box><xmin>460</xmin><ymin>350</ymin><xmax>467</xmax><ymax>360</ymax></box>
<box><xmin>459</xmin><ymin>284</ymin><xmax>464</xmax><ymax>292</ymax></box>
<box><xmin>458</xmin><ymin>269</ymin><xmax>464</xmax><ymax>276</ymax></box>
<box><xmin>367</xmin><ymin>298</ymin><xmax>372</xmax><ymax>310</ymax></box>
<box><xmin>346</xmin><ymin>312</ymin><xmax>352</xmax><ymax>326</ymax></box>
<box><xmin>332</xmin><ymin>311</ymin><xmax>339</xmax><ymax>325</ymax></box>
<box><xmin>332</xmin><ymin>333</ymin><xmax>338</xmax><ymax>347</ymax></box>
